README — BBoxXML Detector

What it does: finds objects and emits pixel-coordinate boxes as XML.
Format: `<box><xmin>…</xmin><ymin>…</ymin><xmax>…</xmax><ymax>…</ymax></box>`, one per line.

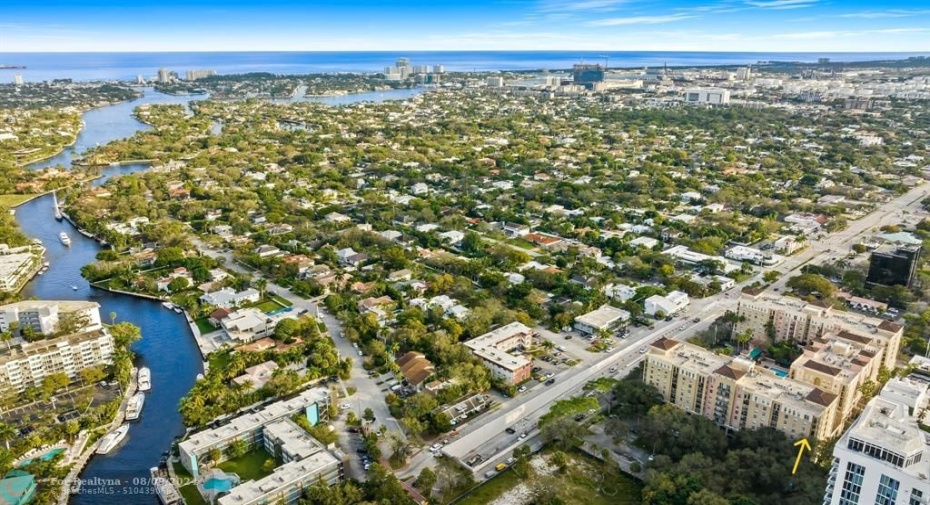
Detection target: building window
<box><xmin>874</xmin><ymin>474</ymin><xmax>898</xmax><ymax>505</ymax></box>
<box><xmin>911</xmin><ymin>488</ymin><xmax>924</xmax><ymax>505</ymax></box>
<box><xmin>838</xmin><ymin>462</ymin><xmax>865</xmax><ymax>505</ymax></box>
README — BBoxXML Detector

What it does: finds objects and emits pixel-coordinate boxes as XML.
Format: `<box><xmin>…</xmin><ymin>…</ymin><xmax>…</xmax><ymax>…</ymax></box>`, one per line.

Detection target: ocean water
<box><xmin>1</xmin><ymin>51</ymin><xmax>927</xmax><ymax>83</ymax></box>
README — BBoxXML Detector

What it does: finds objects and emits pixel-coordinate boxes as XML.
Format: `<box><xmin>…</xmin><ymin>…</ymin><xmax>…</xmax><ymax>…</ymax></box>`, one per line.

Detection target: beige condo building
<box><xmin>645</xmin><ymin>337</ymin><xmax>841</xmax><ymax>441</ymax></box>
<box><xmin>734</xmin><ymin>290</ymin><xmax>902</xmax><ymax>371</ymax></box>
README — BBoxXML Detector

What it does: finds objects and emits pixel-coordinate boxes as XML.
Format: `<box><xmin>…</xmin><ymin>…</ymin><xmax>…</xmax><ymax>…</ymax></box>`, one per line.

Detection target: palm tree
<box><xmin>0</xmin><ymin>422</ymin><xmax>16</xmax><ymax>450</ymax></box>
<box><xmin>109</xmin><ymin>312</ymin><xmax>117</xmax><ymax>325</ymax></box>
<box><xmin>253</xmin><ymin>277</ymin><xmax>268</xmax><ymax>299</ymax></box>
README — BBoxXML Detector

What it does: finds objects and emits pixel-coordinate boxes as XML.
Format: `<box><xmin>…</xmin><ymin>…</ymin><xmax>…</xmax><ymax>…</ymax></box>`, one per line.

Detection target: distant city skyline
<box><xmin>3</xmin><ymin>0</ymin><xmax>930</xmax><ymax>53</ymax></box>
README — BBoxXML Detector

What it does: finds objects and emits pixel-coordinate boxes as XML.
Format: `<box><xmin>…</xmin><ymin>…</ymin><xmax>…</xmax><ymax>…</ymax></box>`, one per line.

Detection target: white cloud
<box><xmin>537</xmin><ymin>0</ymin><xmax>628</xmax><ymax>12</ymax></box>
<box><xmin>839</xmin><ymin>9</ymin><xmax>930</xmax><ymax>19</ymax></box>
<box><xmin>774</xmin><ymin>27</ymin><xmax>929</xmax><ymax>40</ymax></box>
<box><xmin>590</xmin><ymin>14</ymin><xmax>693</xmax><ymax>26</ymax></box>
<box><xmin>744</xmin><ymin>0</ymin><xmax>816</xmax><ymax>9</ymax></box>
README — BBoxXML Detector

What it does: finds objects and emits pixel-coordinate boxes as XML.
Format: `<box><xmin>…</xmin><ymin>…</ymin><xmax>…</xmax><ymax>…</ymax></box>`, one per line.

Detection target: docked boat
<box><xmin>125</xmin><ymin>392</ymin><xmax>145</xmax><ymax>421</ymax></box>
<box><xmin>137</xmin><ymin>367</ymin><xmax>151</xmax><ymax>392</ymax></box>
<box><xmin>59</xmin><ymin>231</ymin><xmax>71</xmax><ymax>246</ymax></box>
<box><xmin>151</xmin><ymin>467</ymin><xmax>181</xmax><ymax>505</ymax></box>
<box><xmin>162</xmin><ymin>302</ymin><xmax>174</xmax><ymax>310</ymax></box>
<box><xmin>173</xmin><ymin>307</ymin><xmax>181</xmax><ymax>313</ymax></box>
<box><xmin>96</xmin><ymin>424</ymin><xmax>129</xmax><ymax>454</ymax></box>
<box><xmin>54</xmin><ymin>207</ymin><xmax>62</xmax><ymax>220</ymax></box>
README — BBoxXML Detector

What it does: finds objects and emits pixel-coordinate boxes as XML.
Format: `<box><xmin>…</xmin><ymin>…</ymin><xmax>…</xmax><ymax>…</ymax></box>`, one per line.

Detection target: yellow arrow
<box><xmin>792</xmin><ymin>438</ymin><xmax>812</xmax><ymax>475</ymax></box>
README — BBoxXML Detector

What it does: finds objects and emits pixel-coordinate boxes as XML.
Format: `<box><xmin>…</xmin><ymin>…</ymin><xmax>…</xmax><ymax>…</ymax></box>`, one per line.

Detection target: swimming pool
<box><xmin>202</xmin><ymin>477</ymin><xmax>235</xmax><ymax>493</ymax></box>
<box><xmin>18</xmin><ymin>447</ymin><xmax>66</xmax><ymax>467</ymax></box>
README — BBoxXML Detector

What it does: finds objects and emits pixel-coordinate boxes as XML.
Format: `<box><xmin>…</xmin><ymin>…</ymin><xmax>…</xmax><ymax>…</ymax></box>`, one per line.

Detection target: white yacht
<box><xmin>96</xmin><ymin>424</ymin><xmax>129</xmax><ymax>454</ymax></box>
<box><xmin>137</xmin><ymin>367</ymin><xmax>151</xmax><ymax>392</ymax></box>
<box><xmin>162</xmin><ymin>302</ymin><xmax>174</xmax><ymax>310</ymax></box>
<box><xmin>151</xmin><ymin>467</ymin><xmax>181</xmax><ymax>505</ymax></box>
<box><xmin>59</xmin><ymin>231</ymin><xmax>71</xmax><ymax>246</ymax></box>
<box><xmin>125</xmin><ymin>392</ymin><xmax>145</xmax><ymax>421</ymax></box>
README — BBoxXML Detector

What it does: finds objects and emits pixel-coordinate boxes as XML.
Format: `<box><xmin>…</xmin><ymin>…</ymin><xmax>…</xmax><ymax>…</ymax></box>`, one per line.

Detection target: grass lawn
<box><xmin>178</xmin><ymin>484</ymin><xmax>207</xmax><ymax>505</ymax></box>
<box><xmin>506</xmin><ymin>238</ymin><xmax>536</xmax><ymax>250</ymax></box>
<box><xmin>0</xmin><ymin>194</ymin><xmax>34</xmax><ymax>209</ymax></box>
<box><xmin>253</xmin><ymin>300</ymin><xmax>283</xmax><ymax>313</ymax></box>
<box><xmin>172</xmin><ymin>461</ymin><xmax>207</xmax><ymax>505</ymax></box>
<box><xmin>218</xmin><ymin>448</ymin><xmax>275</xmax><ymax>482</ymax></box>
<box><xmin>194</xmin><ymin>317</ymin><xmax>217</xmax><ymax>335</ymax></box>
<box><xmin>271</xmin><ymin>295</ymin><xmax>293</xmax><ymax>307</ymax></box>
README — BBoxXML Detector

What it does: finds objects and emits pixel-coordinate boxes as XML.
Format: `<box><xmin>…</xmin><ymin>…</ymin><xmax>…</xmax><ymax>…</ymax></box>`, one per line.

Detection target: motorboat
<box><xmin>137</xmin><ymin>367</ymin><xmax>151</xmax><ymax>392</ymax></box>
<box><xmin>162</xmin><ymin>302</ymin><xmax>174</xmax><ymax>310</ymax></box>
<box><xmin>96</xmin><ymin>424</ymin><xmax>129</xmax><ymax>454</ymax></box>
<box><xmin>59</xmin><ymin>231</ymin><xmax>71</xmax><ymax>246</ymax></box>
<box><xmin>125</xmin><ymin>393</ymin><xmax>145</xmax><ymax>421</ymax></box>
<box><xmin>150</xmin><ymin>467</ymin><xmax>181</xmax><ymax>505</ymax></box>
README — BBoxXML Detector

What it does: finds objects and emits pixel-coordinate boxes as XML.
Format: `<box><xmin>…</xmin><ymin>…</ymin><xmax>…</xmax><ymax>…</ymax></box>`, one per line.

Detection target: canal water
<box><xmin>16</xmin><ymin>86</ymin><xmax>425</xmax><ymax>504</ymax></box>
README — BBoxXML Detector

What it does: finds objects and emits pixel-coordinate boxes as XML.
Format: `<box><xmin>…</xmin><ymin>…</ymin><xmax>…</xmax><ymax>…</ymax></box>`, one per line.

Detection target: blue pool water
<box><xmin>202</xmin><ymin>477</ymin><xmax>236</xmax><ymax>493</ymax></box>
<box><xmin>772</xmin><ymin>369</ymin><xmax>788</xmax><ymax>378</ymax></box>
<box><xmin>19</xmin><ymin>448</ymin><xmax>66</xmax><ymax>467</ymax></box>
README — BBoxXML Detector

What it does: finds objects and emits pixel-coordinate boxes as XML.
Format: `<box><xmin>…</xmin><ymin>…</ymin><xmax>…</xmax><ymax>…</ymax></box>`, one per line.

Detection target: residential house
<box><xmin>395</xmin><ymin>351</ymin><xmax>435</xmax><ymax>391</ymax></box>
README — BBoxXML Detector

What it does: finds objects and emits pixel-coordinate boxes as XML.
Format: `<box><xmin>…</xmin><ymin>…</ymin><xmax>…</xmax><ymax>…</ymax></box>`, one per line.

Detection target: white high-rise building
<box><xmin>136</xmin><ymin>74</ymin><xmax>145</xmax><ymax>85</ymax></box>
<box><xmin>736</xmin><ymin>67</ymin><xmax>752</xmax><ymax>81</ymax></box>
<box><xmin>13</xmin><ymin>75</ymin><xmax>23</xmax><ymax>86</ymax></box>
<box><xmin>822</xmin><ymin>374</ymin><xmax>930</xmax><ymax>505</ymax></box>
<box><xmin>185</xmin><ymin>69</ymin><xmax>217</xmax><ymax>81</ymax></box>
<box><xmin>157</xmin><ymin>68</ymin><xmax>171</xmax><ymax>84</ymax></box>
<box><xmin>434</xmin><ymin>64</ymin><xmax>445</xmax><ymax>74</ymax></box>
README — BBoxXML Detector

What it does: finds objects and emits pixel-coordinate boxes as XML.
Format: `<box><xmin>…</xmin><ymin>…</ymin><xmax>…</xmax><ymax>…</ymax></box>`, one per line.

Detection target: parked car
<box><xmin>517</xmin><ymin>386</ymin><xmax>527</xmax><ymax>393</ymax></box>
<box><xmin>505</xmin><ymin>427</ymin><xmax>516</xmax><ymax>434</ymax></box>
<box><xmin>564</xmin><ymin>334</ymin><xmax>573</xmax><ymax>340</ymax></box>
<box><xmin>545</xmin><ymin>378</ymin><xmax>556</xmax><ymax>386</ymax></box>
<box><xmin>496</xmin><ymin>463</ymin><xmax>507</xmax><ymax>471</ymax></box>
<box><xmin>518</xmin><ymin>432</ymin><xmax>528</xmax><ymax>440</ymax></box>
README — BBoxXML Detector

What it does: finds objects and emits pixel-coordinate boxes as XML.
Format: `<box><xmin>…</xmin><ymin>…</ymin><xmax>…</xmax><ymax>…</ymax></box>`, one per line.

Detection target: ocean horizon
<box><xmin>1</xmin><ymin>50</ymin><xmax>928</xmax><ymax>83</ymax></box>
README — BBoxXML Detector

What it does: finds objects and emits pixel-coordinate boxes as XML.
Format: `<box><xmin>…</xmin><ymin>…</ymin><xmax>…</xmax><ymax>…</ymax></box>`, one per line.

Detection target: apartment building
<box><xmin>644</xmin><ymin>338</ymin><xmax>841</xmax><ymax>441</ymax></box>
<box><xmin>790</xmin><ymin>331</ymin><xmax>888</xmax><ymax>431</ymax></box>
<box><xmin>217</xmin><ymin>418</ymin><xmax>343</xmax><ymax>505</ymax></box>
<box><xmin>0</xmin><ymin>328</ymin><xmax>114</xmax><ymax>392</ymax></box>
<box><xmin>822</xmin><ymin>376</ymin><xmax>929</xmax><ymax>505</ymax></box>
<box><xmin>179</xmin><ymin>388</ymin><xmax>331</xmax><ymax>478</ymax></box>
<box><xmin>734</xmin><ymin>291</ymin><xmax>902</xmax><ymax>370</ymax></box>
<box><xmin>0</xmin><ymin>300</ymin><xmax>102</xmax><ymax>335</ymax></box>
<box><xmin>464</xmin><ymin>322</ymin><xmax>534</xmax><ymax>384</ymax></box>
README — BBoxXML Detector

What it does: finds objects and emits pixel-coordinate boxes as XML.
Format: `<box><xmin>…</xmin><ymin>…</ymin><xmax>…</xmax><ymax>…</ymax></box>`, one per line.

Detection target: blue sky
<box><xmin>2</xmin><ymin>0</ymin><xmax>929</xmax><ymax>52</ymax></box>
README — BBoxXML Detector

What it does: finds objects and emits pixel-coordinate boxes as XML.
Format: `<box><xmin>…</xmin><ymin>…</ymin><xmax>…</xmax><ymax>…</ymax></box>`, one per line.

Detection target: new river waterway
<box><xmin>16</xmin><ymin>86</ymin><xmax>425</xmax><ymax>504</ymax></box>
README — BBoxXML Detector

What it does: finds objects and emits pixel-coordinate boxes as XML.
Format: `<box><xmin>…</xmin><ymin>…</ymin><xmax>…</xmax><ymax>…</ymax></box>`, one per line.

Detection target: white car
<box><xmin>518</xmin><ymin>432</ymin><xmax>527</xmax><ymax>440</ymax></box>
<box><xmin>430</xmin><ymin>443</ymin><xmax>442</xmax><ymax>452</ymax></box>
<box><xmin>517</xmin><ymin>386</ymin><xmax>527</xmax><ymax>393</ymax></box>
<box><xmin>357</xmin><ymin>350</ymin><xmax>363</xmax><ymax>356</ymax></box>
<box><xmin>352</xmin><ymin>342</ymin><xmax>359</xmax><ymax>349</ymax></box>
<box><xmin>639</xmin><ymin>347</ymin><xmax>647</xmax><ymax>354</ymax></box>
<box><xmin>340</xmin><ymin>403</ymin><xmax>351</xmax><ymax>410</ymax></box>
<box><xmin>545</xmin><ymin>372</ymin><xmax>554</xmax><ymax>379</ymax></box>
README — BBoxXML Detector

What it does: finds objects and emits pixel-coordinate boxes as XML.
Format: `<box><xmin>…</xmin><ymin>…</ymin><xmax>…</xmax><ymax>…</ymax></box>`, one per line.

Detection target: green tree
<box><xmin>415</xmin><ymin>467</ymin><xmax>436</xmax><ymax>499</ymax></box>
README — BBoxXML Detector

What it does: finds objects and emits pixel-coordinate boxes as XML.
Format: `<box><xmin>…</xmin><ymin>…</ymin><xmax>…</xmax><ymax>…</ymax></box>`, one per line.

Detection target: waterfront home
<box><xmin>199</xmin><ymin>287</ymin><xmax>260</xmax><ymax>309</ymax></box>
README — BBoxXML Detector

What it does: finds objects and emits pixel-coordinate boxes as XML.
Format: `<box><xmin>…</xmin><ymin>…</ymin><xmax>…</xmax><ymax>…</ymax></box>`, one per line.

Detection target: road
<box><xmin>190</xmin><ymin>239</ymin><xmax>405</xmax><ymax>478</ymax></box>
<box><xmin>437</xmin><ymin>184</ymin><xmax>929</xmax><ymax>478</ymax></box>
